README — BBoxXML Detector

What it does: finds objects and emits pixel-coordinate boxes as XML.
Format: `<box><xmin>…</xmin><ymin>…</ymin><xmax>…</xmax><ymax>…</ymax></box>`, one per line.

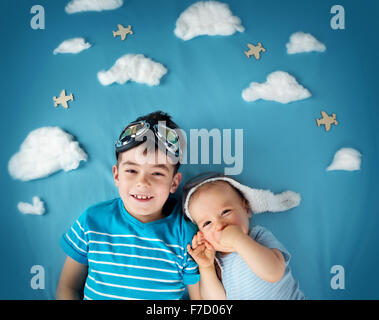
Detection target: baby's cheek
<box><xmin>202</xmin><ymin>231</ymin><xmax>214</xmax><ymax>244</ymax></box>
<box><xmin>206</xmin><ymin>230</ymin><xmax>222</xmax><ymax>247</ymax></box>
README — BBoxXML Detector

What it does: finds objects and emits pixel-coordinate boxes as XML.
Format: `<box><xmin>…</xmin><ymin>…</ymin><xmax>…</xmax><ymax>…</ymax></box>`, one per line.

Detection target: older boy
<box><xmin>56</xmin><ymin>111</ymin><xmax>200</xmax><ymax>300</ymax></box>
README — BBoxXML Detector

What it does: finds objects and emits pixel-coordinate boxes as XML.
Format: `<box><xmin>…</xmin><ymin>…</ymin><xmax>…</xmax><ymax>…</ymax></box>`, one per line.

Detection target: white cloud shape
<box><xmin>53</xmin><ymin>38</ymin><xmax>91</xmax><ymax>55</ymax></box>
<box><xmin>174</xmin><ymin>1</ymin><xmax>244</xmax><ymax>41</ymax></box>
<box><xmin>97</xmin><ymin>54</ymin><xmax>167</xmax><ymax>86</ymax></box>
<box><xmin>242</xmin><ymin>71</ymin><xmax>311</xmax><ymax>104</ymax></box>
<box><xmin>65</xmin><ymin>0</ymin><xmax>123</xmax><ymax>14</ymax></box>
<box><xmin>327</xmin><ymin>148</ymin><xmax>362</xmax><ymax>171</ymax></box>
<box><xmin>286</xmin><ymin>31</ymin><xmax>326</xmax><ymax>54</ymax></box>
<box><xmin>8</xmin><ymin>127</ymin><xmax>87</xmax><ymax>182</ymax></box>
<box><xmin>18</xmin><ymin>197</ymin><xmax>45</xmax><ymax>215</ymax></box>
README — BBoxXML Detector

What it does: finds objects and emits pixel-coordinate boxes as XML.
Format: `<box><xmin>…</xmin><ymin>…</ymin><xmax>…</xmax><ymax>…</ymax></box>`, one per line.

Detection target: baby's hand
<box><xmin>219</xmin><ymin>225</ymin><xmax>246</xmax><ymax>251</ymax></box>
<box><xmin>187</xmin><ymin>231</ymin><xmax>215</xmax><ymax>269</ymax></box>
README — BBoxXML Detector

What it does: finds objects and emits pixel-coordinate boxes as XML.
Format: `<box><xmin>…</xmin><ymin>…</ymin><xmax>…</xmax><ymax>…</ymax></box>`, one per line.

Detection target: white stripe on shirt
<box><xmin>88</xmin><ymin>240</ymin><xmax>183</xmax><ymax>259</ymax></box>
<box><xmin>71</xmin><ymin>227</ymin><xmax>87</xmax><ymax>246</ymax></box>
<box><xmin>87</xmin><ymin>274</ymin><xmax>185</xmax><ymax>293</ymax></box>
<box><xmin>85</xmin><ymin>230</ymin><xmax>184</xmax><ymax>250</ymax></box>
<box><xmin>91</xmin><ymin>269</ymin><xmax>183</xmax><ymax>283</ymax></box>
<box><xmin>88</xmin><ymin>259</ymin><xmax>180</xmax><ymax>274</ymax></box>
<box><xmin>89</xmin><ymin>250</ymin><xmax>183</xmax><ymax>269</ymax></box>
<box><xmin>66</xmin><ymin>233</ymin><xmax>87</xmax><ymax>254</ymax></box>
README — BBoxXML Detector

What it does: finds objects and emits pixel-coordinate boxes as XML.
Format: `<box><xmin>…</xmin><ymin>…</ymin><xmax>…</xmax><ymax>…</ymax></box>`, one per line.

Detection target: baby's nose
<box><xmin>215</xmin><ymin>221</ymin><xmax>227</xmax><ymax>231</ymax></box>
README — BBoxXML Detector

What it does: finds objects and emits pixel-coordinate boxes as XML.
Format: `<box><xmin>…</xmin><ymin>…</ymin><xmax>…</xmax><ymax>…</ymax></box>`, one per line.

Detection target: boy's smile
<box><xmin>130</xmin><ymin>194</ymin><xmax>153</xmax><ymax>200</ymax></box>
<box><xmin>113</xmin><ymin>143</ymin><xmax>182</xmax><ymax>223</ymax></box>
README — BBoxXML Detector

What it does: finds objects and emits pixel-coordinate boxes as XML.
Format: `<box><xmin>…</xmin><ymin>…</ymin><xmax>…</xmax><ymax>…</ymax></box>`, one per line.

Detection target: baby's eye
<box><xmin>221</xmin><ymin>209</ymin><xmax>231</xmax><ymax>215</ymax></box>
<box><xmin>202</xmin><ymin>221</ymin><xmax>211</xmax><ymax>228</ymax></box>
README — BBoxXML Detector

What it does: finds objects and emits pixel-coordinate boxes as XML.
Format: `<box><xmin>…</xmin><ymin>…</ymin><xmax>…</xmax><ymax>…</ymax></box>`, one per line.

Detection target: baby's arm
<box><xmin>221</xmin><ymin>225</ymin><xmax>285</xmax><ymax>283</ymax></box>
<box><xmin>56</xmin><ymin>256</ymin><xmax>88</xmax><ymax>300</ymax></box>
<box><xmin>187</xmin><ymin>232</ymin><xmax>226</xmax><ymax>300</ymax></box>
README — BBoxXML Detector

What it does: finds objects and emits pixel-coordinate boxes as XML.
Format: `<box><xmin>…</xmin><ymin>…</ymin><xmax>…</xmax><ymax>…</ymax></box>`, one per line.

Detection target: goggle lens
<box><xmin>116</xmin><ymin>121</ymin><xmax>181</xmax><ymax>158</ymax></box>
<box><xmin>119</xmin><ymin>122</ymin><xmax>146</xmax><ymax>142</ymax></box>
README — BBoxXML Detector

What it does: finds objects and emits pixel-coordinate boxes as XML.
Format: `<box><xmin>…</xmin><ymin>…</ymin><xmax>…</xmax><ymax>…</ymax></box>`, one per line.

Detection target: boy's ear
<box><xmin>112</xmin><ymin>164</ymin><xmax>119</xmax><ymax>186</ymax></box>
<box><xmin>170</xmin><ymin>172</ymin><xmax>182</xmax><ymax>194</ymax></box>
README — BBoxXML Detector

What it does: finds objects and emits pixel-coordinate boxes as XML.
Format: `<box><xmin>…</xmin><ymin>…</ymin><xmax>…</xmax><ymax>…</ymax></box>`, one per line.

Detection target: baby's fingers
<box><xmin>196</xmin><ymin>231</ymin><xmax>204</xmax><ymax>246</ymax></box>
<box><xmin>191</xmin><ymin>234</ymin><xmax>198</xmax><ymax>249</ymax></box>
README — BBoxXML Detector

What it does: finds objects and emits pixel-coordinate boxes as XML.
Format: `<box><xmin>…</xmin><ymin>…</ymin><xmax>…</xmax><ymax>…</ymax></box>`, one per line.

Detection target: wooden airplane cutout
<box><xmin>316</xmin><ymin>111</ymin><xmax>338</xmax><ymax>131</ymax></box>
<box><xmin>113</xmin><ymin>24</ymin><xmax>133</xmax><ymax>40</ymax></box>
<box><xmin>244</xmin><ymin>42</ymin><xmax>266</xmax><ymax>59</ymax></box>
<box><xmin>53</xmin><ymin>90</ymin><xmax>74</xmax><ymax>109</ymax></box>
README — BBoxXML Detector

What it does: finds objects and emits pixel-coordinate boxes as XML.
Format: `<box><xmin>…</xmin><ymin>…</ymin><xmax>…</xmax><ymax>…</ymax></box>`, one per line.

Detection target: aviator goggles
<box><xmin>115</xmin><ymin>120</ymin><xmax>182</xmax><ymax>159</ymax></box>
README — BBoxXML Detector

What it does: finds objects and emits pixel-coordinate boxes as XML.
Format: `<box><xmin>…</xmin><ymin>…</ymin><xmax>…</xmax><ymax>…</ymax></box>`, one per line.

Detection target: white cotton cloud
<box><xmin>18</xmin><ymin>197</ymin><xmax>45</xmax><ymax>215</ymax></box>
<box><xmin>326</xmin><ymin>148</ymin><xmax>362</xmax><ymax>171</ymax></box>
<box><xmin>65</xmin><ymin>0</ymin><xmax>123</xmax><ymax>14</ymax></box>
<box><xmin>174</xmin><ymin>1</ymin><xmax>244</xmax><ymax>41</ymax></box>
<box><xmin>97</xmin><ymin>54</ymin><xmax>167</xmax><ymax>86</ymax></box>
<box><xmin>242</xmin><ymin>71</ymin><xmax>311</xmax><ymax>104</ymax></box>
<box><xmin>286</xmin><ymin>31</ymin><xmax>326</xmax><ymax>54</ymax></box>
<box><xmin>8</xmin><ymin>127</ymin><xmax>87</xmax><ymax>182</ymax></box>
<box><xmin>53</xmin><ymin>38</ymin><xmax>91</xmax><ymax>55</ymax></box>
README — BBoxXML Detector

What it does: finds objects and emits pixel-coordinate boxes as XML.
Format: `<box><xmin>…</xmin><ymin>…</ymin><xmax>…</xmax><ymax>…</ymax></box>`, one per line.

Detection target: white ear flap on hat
<box><xmin>223</xmin><ymin>179</ymin><xmax>301</xmax><ymax>214</ymax></box>
<box><xmin>242</xmin><ymin>187</ymin><xmax>301</xmax><ymax>214</ymax></box>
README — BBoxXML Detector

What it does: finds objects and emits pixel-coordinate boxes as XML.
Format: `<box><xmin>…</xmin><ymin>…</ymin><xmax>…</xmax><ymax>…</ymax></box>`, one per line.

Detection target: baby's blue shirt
<box><xmin>217</xmin><ymin>225</ymin><xmax>305</xmax><ymax>300</ymax></box>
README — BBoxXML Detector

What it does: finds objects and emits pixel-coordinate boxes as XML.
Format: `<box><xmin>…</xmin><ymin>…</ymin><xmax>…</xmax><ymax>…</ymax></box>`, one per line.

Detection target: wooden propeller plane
<box><xmin>113</xmin><ymin>24</ymin><xmax>133</xmax><ymax>40</ymax></box>
<box><xmin>53</xmin><ymin>90</ymin><xmax>74</xmax><ymax>109</ymax></box>
<box><xmin>316</xmin><ymin>111</ymin><xmax>338</xmax><ymax>132</ymax></box>
<box><xmin>244</xmin><ymin>42</ymin><xmax>266</xmax><ymax>60</ymax></box>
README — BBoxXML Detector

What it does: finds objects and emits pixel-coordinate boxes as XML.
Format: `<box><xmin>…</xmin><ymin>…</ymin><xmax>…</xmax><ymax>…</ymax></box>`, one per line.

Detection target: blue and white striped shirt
<box><xmin>60</xmin><ymin>197</ymin><xmax>199</xmax><ymax>300</ymax></box>
<box><xmin>217</xmin><ymin>225</ymin><xmax>305</xmax><ymax>300</ymax></box>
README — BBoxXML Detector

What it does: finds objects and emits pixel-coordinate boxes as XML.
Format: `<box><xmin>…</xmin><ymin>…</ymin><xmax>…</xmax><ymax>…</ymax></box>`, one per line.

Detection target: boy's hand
<box><xmin>219</xmin><ymin>224</ymin><xmax>247</xmax><ymax>251</ymax></box>
<box><xmin>187</xmin><ymin>231</ymin><xmax>216</xmax><ymax>269</ymax></box>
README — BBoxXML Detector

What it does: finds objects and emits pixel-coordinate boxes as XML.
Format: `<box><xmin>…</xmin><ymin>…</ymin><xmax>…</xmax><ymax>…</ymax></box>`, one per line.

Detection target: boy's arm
<box><xmin>56</xmin><ymin>256</ymin><xmax>88</xmax><ymax>300</ymax></box>
<box><xmin>221</xmin><ymin>225</ymin><xmax>285</xmax><ymax>283</ymax></box>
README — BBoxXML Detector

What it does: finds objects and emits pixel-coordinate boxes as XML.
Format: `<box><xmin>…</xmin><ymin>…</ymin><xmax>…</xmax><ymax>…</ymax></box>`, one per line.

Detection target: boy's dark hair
<box><xmin>116</xmin><ymin>110</ymin><xmax>182</xmax><ymax>174</ymax></box>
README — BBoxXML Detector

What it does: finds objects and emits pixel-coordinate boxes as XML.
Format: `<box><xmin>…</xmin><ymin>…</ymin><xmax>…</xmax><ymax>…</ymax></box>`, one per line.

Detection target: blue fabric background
<box><xmin>1</xmin><ymin>0</ymin><xmax>378</xmax><ymax>299</ymax></box>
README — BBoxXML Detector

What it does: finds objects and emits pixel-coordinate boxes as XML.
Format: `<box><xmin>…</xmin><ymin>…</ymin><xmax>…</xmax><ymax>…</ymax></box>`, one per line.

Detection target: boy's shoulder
<box><xmin>85</xmin><ymin>197</ymin><xmax>120</xmax><ymax>214</ymax></box>
<box><xmin>80</xmin><ymin>197</ymin><xmax>121</xmax><ymax>223</ymax></box>
<box><xmin>160</xmin><ymin>197</ymin><xmax>198</xmax><ymax>238</ymax></box>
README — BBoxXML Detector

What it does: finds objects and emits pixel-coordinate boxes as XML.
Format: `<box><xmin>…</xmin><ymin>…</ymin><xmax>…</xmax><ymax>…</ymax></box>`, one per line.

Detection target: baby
<box><xmin>183</xmin><ymin>172</ymin><xmax>305</xmax><ymax>300</ymax></box>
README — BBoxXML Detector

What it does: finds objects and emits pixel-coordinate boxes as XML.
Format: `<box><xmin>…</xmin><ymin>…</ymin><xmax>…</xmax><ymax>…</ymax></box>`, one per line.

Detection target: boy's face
<box><xmin>113</xmin><ymin>143</ymin><xmax>182</xmax><ymax>223</ymax></box>
<box><xmin>189</xmin><ymin>181</ymin><xmax>251</xmax><ymax>253</ymax></box>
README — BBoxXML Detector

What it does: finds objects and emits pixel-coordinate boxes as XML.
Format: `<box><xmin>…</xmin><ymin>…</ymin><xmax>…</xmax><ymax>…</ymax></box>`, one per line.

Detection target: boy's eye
<box><xmin>152</xmin><ymin>172</ymin><xmax>164</xmax><ymax>176</ymax></box>
<box><xmin>125</xmin><ymin>169</ymin><xmax>136</xmax><ymax>173</ymax></box>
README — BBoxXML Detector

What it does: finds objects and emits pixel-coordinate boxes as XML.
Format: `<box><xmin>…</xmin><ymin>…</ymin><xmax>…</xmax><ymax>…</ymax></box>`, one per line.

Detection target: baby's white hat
<box><xmin>182</xmin><ymin>172</ymin><xmax>301</xmax><ymax>222</ymax></box>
